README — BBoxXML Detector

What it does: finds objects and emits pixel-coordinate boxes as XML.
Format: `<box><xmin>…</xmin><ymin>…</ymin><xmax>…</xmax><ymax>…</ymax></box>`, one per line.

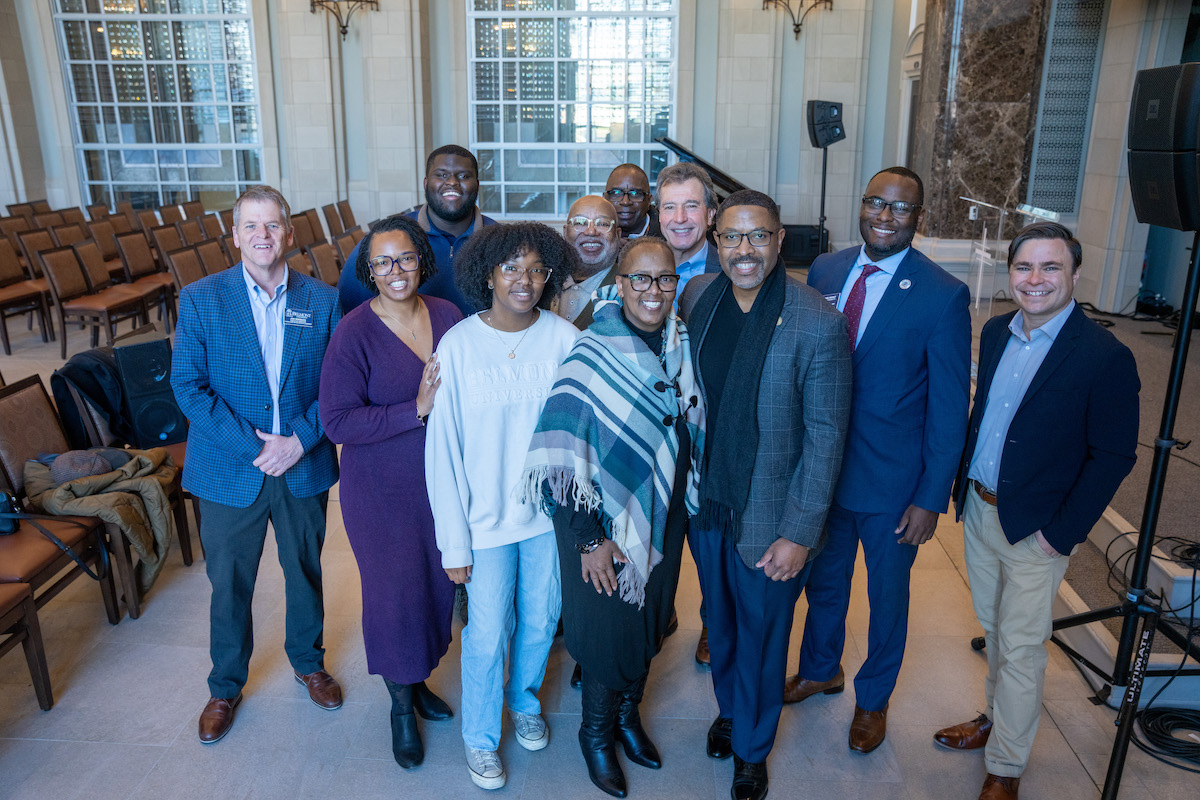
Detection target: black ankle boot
<box><xmin>579</xmin><ymin>671</ymin><xmax>627</xmax><ymax>798</ymax></box>
<box><xmin>412</xmin><ymin>680</ymin><xmax>454</xmax><ymax>721</ymax></box>
<box><xmin>616</xmin><ymin>671</ymin><xmax>661</xmax><ymax>769</ymax></box>
<box><xmin>383</xmin><ymin>679</ymin><xmax>424</xmax><ymax>768</ymax></box>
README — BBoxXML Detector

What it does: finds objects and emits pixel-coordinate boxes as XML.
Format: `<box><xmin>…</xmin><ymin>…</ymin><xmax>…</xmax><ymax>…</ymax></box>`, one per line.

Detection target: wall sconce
<box><xmin>762</xmin><ymin>0</ymin><xmax>832</xmax><ymax>41</ymax></box>
<box><xmin>311</xmin><ymin>0</ymin><xmax>379</xmax><ymax>41</ymax></box>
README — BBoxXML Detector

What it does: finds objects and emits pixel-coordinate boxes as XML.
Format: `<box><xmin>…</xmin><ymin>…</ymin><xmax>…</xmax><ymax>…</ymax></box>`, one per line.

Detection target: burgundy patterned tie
<box><xmin>843</xmin><ymin>264</ymin><xmax>880</xmax><ymax>350</ymax></box>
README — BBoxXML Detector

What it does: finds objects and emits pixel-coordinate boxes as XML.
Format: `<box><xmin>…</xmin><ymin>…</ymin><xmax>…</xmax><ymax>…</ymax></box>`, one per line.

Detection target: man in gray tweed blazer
<box><xmin>679</xmin><ymin>190</ymin><xmax>851</xmax><ymax>800</ymax></box>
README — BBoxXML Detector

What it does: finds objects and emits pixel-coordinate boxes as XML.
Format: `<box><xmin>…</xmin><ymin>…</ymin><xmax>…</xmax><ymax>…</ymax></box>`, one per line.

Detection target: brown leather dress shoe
<box><xmin>695</xmin><ymin>626</ymin><xmax>710</xmax><ymax>667</ymax></box>
<box><xmin>934</xmin><ymin>714</ymin><xmax>993</xmax><ymax>750</ymax></box>
<box><xmin>783</xmin><ymin>665</ymin><xmax>845</xmax><ymax>704</ymax></box>
<box><xmin>848</xmin><ymin>705</ymin><xmax>887</xmax><ymax>753</ymax></box>
<box><xmin>979</xmin><ymin>773</ymin><xmax>1019</xmax><ymax>799</ymax></box>
<box><xmin>198</xmin><ymin>693</ymin><xmax>243</xmax><ymax>743</ymax></box>
<box><xmin>295</xmin><ymin>670</ymin><xmax>343</xmax><ymax>710</ymax></box>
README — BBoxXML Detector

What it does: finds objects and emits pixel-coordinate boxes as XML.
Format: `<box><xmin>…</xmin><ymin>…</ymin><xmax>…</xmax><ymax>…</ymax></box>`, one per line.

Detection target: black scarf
<box><xmin>691</xmin><ymin>261</ymin><xmax>786</xmax><ymax>542</ymax></box>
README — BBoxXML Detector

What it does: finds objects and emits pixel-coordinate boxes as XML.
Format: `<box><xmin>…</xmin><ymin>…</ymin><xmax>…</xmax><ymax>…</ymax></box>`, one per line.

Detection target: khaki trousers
<box><xmin>963</xmin><ymin>489</ymin><xmax>1070</xmax><ymax>777</ymax></box>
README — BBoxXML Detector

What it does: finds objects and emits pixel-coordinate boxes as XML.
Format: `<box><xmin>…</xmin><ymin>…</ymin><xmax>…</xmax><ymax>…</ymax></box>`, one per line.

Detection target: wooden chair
<box><xmin>290</xmin><ymin>214</ymin><xmax>317</xmax><ymax>250</ymax></box>
<box><xmin>116</xmin><ymin>201</ymin><xmax>138</xmax><ymax>231</ymax></box>
<box><xmin>59</xmin><ymin>208</ymin><xmax>86</xmax><ymax>226</ymax></box>
<box><xmin>159</xmin><ymin>205</ymin><xmax>184</xmax><ymax>225</ymax></box>
<box><xmin>0</xmin><ymin>583</ymin><xmax>53</xmax><ymax>710</ymax></box>
<box><xmin>30</xmin><ymin>200</ymin><xmax>51</xmax><ymax>214</ymax></box>
<box><xmin>84</xmin><ymin>219</ymin><xmax>129</xmax><ymax>283</ymax></box>
<box><xmin>37</xmin><ymin>246</ymin><xmax>148</xmax><ymax>358</ymax></box>
<box><xmin>109</xmin><ymin>214</ymin><xmax>132</xmax><ymax>235</ymax></box>
<box><xmin>34</xmin><ymin>212</ymin><xmax>65</xmax><ymax>229</ymax></box>
<box><xmin>182</xmin><ymin>200</ymin><xmax>204</xmax><ymax>218</ymax></box>
<box><xmin>74</xmin><ymin>242</ymin><xmax>161</xmax><ymax>321</ymax></box>
<box><xmin>322</xmin><ymin>203</ymin><xmax>345</xmax><ymax>237</ymax></box>
<box><xmin>16</xmin><ymin>229</ymin><xmax>56</xmax><ymax>277</ymax></box>
<box><xmin>114</xmin><ymin>231</ymin><xmax>177</xmax><ymax>330</ymax></box>
<box><xmin>285</xmin><ymin>247</ymin><xmax>312</xmax><ymax>277</ymax></box>
<box><xmin>1</xmin><ymin>216</ymin><xmax>32</xmax><ymax>261</ymax></box>
<box><xmin>349</xmin><ymin>226</ymin><xmax>366</xmax><ymax>245</ymax></box>
<box><xmin>195</xmin><ymin>239</ymin><xmax>229</xmax><ymax>275</ymax></box>
<box><xmin>0</xmin><ymin>239</ymin><xmax>50</xmax><ymax>354</ymax></box>
<box><xmin>0</xmin><ymin>376</ymin><xmax>120</xmax><ymax>625</ymax></box>
<box><xmin>304</xmin><ymin>208</ymin><xmax>326</xmax><ymax>244</ymax></box>
<box><xmin>5</xmin><ymin>202</ymin><xmax>35</xmax><ymax>222</ymax></box>
<box><xmin>333</xmin><ymin>230</ymin><xmax>358</xmax><ymax>265</ymax></box>
<box><xmin>176</xmin><ymin>217</ymin><xmax>204</xmax><ymax>245</ymax></box>
<box><xmin>219</xmin><ymin>208</ymin><xmax>234</xmax><ymax>232</ymax></box>
<box><xmin>219</xmin><ymin>232</ymin><xmax>240</xmax><ymax>266</ymax></box>
<box><xmin>86</xmin><ymin>203</ymin><xmax>109</xmax><ymax>220</ymax></box>
<box><xmin>337</xmin><ymin>199</ymin><xmax>357</xmax><ymax>229</ymax></box>
<box><xmin>199</xmin><ymin>213</ymin><xmax>224</xmax><ymax>240</ymax></box>
<box><xmin>136</xmin><ymin>209</ymin><xmax>160</xmax><ymax>232</ymax></box>
<box><xmin>148</xmin><ymin>224</ymin><xmax>185</xmax><ymax>269</ymax></box>
<box><xmin>165</xmin><ymin>246</ymin><xmax>205</xmax><ymax>291</ymax></box>
<box><xmin>50</xmin><ymin>223</ymin><xmax>88</xmax><ymax>248</ymax></box>
<box><xmin>308</xmin><ymin>241</ymin><xmax>340</xmax><ymax>285</ymax></box>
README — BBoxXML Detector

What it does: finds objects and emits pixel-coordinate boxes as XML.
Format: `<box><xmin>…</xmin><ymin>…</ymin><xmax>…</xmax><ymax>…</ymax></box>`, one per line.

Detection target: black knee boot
<box><xmin>383</xmin><ymin>678</ymin><xmax>424</xmax><ymax>768</ymax></box>
<box><xmin>579</xmin><ymin>671</ymin><xmax>628</xmax><ymax>798</ymax></box>
<box><xmin>616</xmin><ymin>671</ymin><xmax>661</xmax><ymax>769</ymax></box>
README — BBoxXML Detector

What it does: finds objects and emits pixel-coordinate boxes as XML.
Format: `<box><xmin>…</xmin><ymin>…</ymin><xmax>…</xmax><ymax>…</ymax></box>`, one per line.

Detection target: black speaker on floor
<box><xmin>114</xmin><ymin>331</ymin><xmax>188</xmax><ymax>448</ymax></box>
<box><xmin>1127</xmin><ymin>62</ymin><xmax>1200</xmax><ymax>231</ymax></box>
<box><xmin>807</xmin><ymin>101</ymin><xmax>846</xmax><ymax>149</ymax></box>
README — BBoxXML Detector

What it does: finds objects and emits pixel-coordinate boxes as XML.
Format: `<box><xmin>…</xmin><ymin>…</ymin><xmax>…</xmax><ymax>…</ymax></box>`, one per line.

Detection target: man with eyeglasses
<box><xmin>679</xmin><ymin>190</ymin><xmax>851</xmax><ymax>800</ymax></box>
<box><xmin>554</xmin><ymin>195</ymin><xmax>624</xmax><ymax>329</ymax></box>
<box><xmin>337</xmin><ymin>144</ymin><xmax>497</xmax><ymax>316</ymax></box>
<box><xmin>605</xmin><ymin>164</ymin><xmax>661</xmax><ymax>240</ymax></box>
<box><xmin>788</xmin><ymin>167</ymin><xmax>971</xmax><ymax>757</ymax></box>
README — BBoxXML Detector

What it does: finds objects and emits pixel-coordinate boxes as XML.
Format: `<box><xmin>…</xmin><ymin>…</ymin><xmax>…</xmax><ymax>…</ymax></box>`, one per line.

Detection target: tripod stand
<box><xmin>1048</xmin><ymin>230</ymin><xmax>1200</xmax><ymax>799</ymax></box>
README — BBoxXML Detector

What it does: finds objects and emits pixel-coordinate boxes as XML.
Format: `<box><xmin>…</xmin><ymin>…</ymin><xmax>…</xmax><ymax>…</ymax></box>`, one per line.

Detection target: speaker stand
<box><xmin>817</xmin><ymin>145</ymin><xmax>829</xmax><ymax>255</ymax></box>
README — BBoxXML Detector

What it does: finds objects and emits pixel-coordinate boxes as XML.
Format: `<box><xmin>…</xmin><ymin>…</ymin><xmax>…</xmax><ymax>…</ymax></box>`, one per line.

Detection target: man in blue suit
<box><xmin>934</xmin><ymin>223</ymin><xmax>1138</xmax><ymax>800</ymax></box>
<box><xmin>172</xmin><ymin>185</ymin><xmax>343</xmax><ymax>744</ymax></box>
<box><xmin>789</xmin><ymin>167</ymin><xmax>971</xmax><ymax>754</ymax></box>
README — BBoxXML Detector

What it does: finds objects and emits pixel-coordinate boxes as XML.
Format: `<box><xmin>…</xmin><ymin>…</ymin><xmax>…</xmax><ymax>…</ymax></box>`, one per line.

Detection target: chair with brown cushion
<box><xmin>332</xmin><ymin>230</ymin><xmax>357</xmax><ymax>266</ymax></box>
<box><xmin>0</xmin><ymin>376</ymin><xmax>120</xmax><ymax>625</ymax></box>
<box><xmin>17</xmin><ymin>229</ymin><xmax>56</xmax><ymax>278</ymax></box>
<box><xmin>322</xmin><ymin>203</ymin><xmax>344</xmax><ymax>237</ymax></box>
<box><xmin>219</xmin><ymin>232</ymin><xmax>240</xmax><ymax>266</ymax></box>
<box><xmin>308</xmin><ymin>241</ymin><xmax>340</xmax><ymax>286</ymax></box>
<box><xmin>159</xmin><ymin>205</ymin><xmax>184</xmax><ymax>225</ymax></box>
<box><xmin>1</xmin><ymin>215</ymin><xmax>32</xmax><ymax>257</ymax></box>
<box><xmin>50</xmin><ymin>223</ymin><xmax>88</xmax><ymax>248</ymax></box>
<box><xmin>6</xmin><ymin>203</ymin><xmax>35</xmax><ymax>222</ymax></box>
<box><xmin>30</xmin><ymin>200</ymin><xmax>51</xmax><ymax>214</ymax></box>
<box><xmin>148</xmin><ymin>224</ymin><xmax>185</xmax><ymax>269</ymax></box>
<box><xmin>86</xmin><ymin>203</ymin><xmax>109</xmax><ymax>221</ymax></box>
<box><xmin>37</xmin><ymin>246</ymin><xmax>148</xmax><ymax>358</ymax></box>
<box><xmin>219</xmin><ymin>208</ymin><xmax>234</xmax><ymax>232</ymax></box>
<box><xmin>0</xmin><ymin>582</ymin><xmax>53</xmax><ymax>710</ymax></box>
<box><xmin>199</xmin><ymin>213</ymin><xmax>223</xmax><ymax>240</ymax></box>
<box><xmin>337</xmin><ymin>199</ymin><xmax>357</xmax><ymax>229</ymax></box>
<box><xmin>109</xmin><ymin>214</ymin><xmax>132</xmax><ymax>235</ymax></box>
<box><xmin>285</xmin><ymin>248</ymin><xmax>312</xmax><ymax>277</ymax></box>
<box><xmin>290</xmin><ymin>214</ymin><xmax>316</xmax><ymax>250</ymax></box>
<box><xmin>0</xmin><ymin>239</ymin><xmax>50</xmax><ymax>354</ymax></box>
<box><xmin>114</xmin><ymin>231</ymin><xmax>177</xmax><ymax>330</ymax></box>
<box><xmin>116</xmin><ymin>201</ymin><xmax>138</xmax><ymax>231</ymax></box>
<box><xmin>304</xmin><ymin>208</ymin><xmax>326</xmax><ymax>244</ymax></box>
<box><xmin>136</xmin><ymin>209</ymin><xmax>160</xmax><ymax>232</ymax></box>
<box><xmin>349</xmin><ymin>226</ymin><xmax>366</xmax><ymax>245</ymax></box>
<box><xmin>176</xmin><ymin>218</ymin><xmax>204</xmax><ymax>245</ymax></box>
<box><xmin>33</xmin><ymin>212</ymin><xmax>64</xmax><ymax>229</ymax></box>
<box><xmin>195</xmin><ymin>239</ymin><xmax>229</xmax><ymax>276</ymax></box>
<box><xmin>59</xmin><ymin>208</ymin><xmax>86</xmax><ymax>226</ymax></box>
<box><xmin>165</xmin><ymin>246</ymin><xmax>205</xmax><ymax>292</ymax></box>
<box><xmin>182</xmin><ymin>200</ymin><xmax>204</xmax><ymax>218</ymax></box>
<box><xmin>83</xmin><ymin>219</ymin><xmax>127</xmax><ymax>283</ymax></box>
<box><xmin>74</xmin><ymin>242</ymin><xmax>162</xmax><ymax>322</ymax></box>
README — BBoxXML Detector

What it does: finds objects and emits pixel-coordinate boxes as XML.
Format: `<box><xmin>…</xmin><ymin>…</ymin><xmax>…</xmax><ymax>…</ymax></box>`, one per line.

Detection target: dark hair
<box><xmin>607</xmin><ymin>163</ymin><xmax>649</xmax><ymax>186</ymax></box>
<box><xmin>872</xmin><ymin>166</ymin><xmax>925</xmax><ymax>207</ymax></box>
<box><xmin>715</xmin><ymin>189</ymin><xmax>781</xmax><ymax>229</ymax></box>
<box><xmin>355</xmin><ymin>215</ymin><xmax>437</xmax><ymax>294</ymax></box>
<box><xmin>654</xmin><ymin>162</ymin><xmax>717</xmax><ymax>210</ymax></box>
<box><xmin>617</xmin><ymin>236</ymin><xmax>673</xmax><ymax>272</ymax></box>
<box><xmin>425</xmin><ymin>145</ymin><xmax>478</xmax><ymax>176</ymax></box>
<box><xmin>1007</xmin><ymin>221</ymin><xmax>1082</xmax><ymax>272</ymax></box>
<box><xmin>454</xmin><ymin>222</ymin><xmax>574</xmax><ymax>311</ymax></box>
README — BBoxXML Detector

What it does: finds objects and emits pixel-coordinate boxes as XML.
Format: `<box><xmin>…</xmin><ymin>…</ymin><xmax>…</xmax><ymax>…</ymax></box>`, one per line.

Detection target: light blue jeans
<box><xmin>460</xmin><ymin>531</ymin><xmax>561</xmax><ymax>751</ymax></box>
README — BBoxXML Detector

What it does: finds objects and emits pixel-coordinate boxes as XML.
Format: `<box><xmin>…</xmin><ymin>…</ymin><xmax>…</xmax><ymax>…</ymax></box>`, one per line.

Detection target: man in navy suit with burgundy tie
<box><xmin>788</xmin><ymin>167</ymin><xmax>971</xmax><ymax>754</ymax></box>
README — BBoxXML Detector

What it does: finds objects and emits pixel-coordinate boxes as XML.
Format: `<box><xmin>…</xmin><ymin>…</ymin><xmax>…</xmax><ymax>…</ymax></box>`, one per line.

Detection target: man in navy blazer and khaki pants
<box><xmin>172</xmin><ymin>185</ymin><xmax>343</xmax><ymax>744</ymax></box>
<box><xmin>789</xmin><ymin>167</ymin><xmax>972</xmax><ymax>754</ymax></box>
<box><xmin>934</xmin><ymin>222</ymin><xmax>1138</xmax><ymax>800</ymax></box>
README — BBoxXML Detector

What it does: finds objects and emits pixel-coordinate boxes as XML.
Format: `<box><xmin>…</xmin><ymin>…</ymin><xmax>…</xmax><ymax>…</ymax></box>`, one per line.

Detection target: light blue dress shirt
<box><xmin>967</xmin><ymin>300</ymin><xmax>1076</xmax><ymax>491</ymax></box>
<box><xmin>836</xmin><ymin>246</ymin><xmax>908</xmax><ymax>347</ymax></box>
<box><xmin>242</xmin><ymin>265</ymin><xmax>289</xmax><ymax>435</ymax></box>
<box><xmin>675</xmin><ymin>241</ymin><xmax>711</xmax><ymax>309</ymax></box>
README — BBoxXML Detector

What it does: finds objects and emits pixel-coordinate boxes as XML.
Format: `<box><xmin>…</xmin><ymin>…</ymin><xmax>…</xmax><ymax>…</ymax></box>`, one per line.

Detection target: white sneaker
<box><xmin>465</xmin><ymin>746</ymin><xmax>506</xmax><ymax>790</ymax></box>
<box><xmin>509</xmin><ymin>710</ymin><xmax>549</xmax><ymax>751</ymax></box>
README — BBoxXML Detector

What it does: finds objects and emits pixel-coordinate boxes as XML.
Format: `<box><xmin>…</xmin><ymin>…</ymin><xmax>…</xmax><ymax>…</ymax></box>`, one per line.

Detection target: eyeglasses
<box><xmin>566</xmin><ymin>215</ymin><xmax>617</xmax><ymax>234</ymax></box>
<box><xmin>619</xmin><ymin>273</ymin><xmax>679</xmax><ymax>292</ymax></box>
<box><xmin>861</xmin><ymin>196</ymin><xmax>921</xmax><ymax>218</ymax></box>
<box><xmin>369</xmin><ymin>253</ymin><xmax>419</xmax><ymax>275</ymax></box>
<box><xmin>715</xmin><ymin>229</ymin><xmax>780</xmax><ymax>249</ymax></box>
<box><xmin>497</xmin><ymin>263</ymin><xmax>552</xmax><ymax>282</ymax></box>
<box><xmin>604</xmin><ymin>188</ymin><xmax>648</xmax><ymax>202</ymax></box>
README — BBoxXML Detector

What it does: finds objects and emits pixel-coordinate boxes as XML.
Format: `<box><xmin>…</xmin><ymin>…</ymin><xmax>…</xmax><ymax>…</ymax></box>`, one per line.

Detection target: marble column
<box><xmin>912</xmin><ymin>0</ymin><xmax>1050</xmax><ymax>239</ymax></box>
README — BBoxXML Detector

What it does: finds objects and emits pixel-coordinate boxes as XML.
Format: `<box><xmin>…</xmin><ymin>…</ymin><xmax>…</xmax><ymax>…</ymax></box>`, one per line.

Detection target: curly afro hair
<box><xmin>454</xmin><ymin>222</ymin><xmax>574</xmax><ymax>312</ymax></box>
<box><xmin>355</xmin><ymin>215</ymin><xmax>437</xmax><ymax>295</ymax></box>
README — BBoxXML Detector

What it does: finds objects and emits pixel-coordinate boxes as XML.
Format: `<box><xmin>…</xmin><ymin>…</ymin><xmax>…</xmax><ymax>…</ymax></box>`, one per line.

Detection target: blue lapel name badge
<box><xmin>823</xmin><ymin>292</ymin><xmax>840</xmax><ymax>307</ymax></box>
<box><xmin>899</xmin><ymin>279</ymin><xmax>912</xmax><ymax>290</ymax></box>
<box><xmin>284</xmin><ymin>309</ymin><xmax>313</xmax><ymax>328</ymax></box>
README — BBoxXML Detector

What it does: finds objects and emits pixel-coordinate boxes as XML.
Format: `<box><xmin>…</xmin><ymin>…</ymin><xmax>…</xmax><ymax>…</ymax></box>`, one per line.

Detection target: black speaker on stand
<box><xmin>114</xmin><ymin>330</ymin><xmax>188</xmax><ymax>449</ymax></box>
<box><xmin>807</xmin><ymin>100</ymin><xmax>846</xmax><ymax>256</ymax></box>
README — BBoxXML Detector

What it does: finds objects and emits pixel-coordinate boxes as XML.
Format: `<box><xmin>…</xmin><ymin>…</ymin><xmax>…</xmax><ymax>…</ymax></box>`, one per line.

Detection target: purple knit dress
<box><xmin>319</xmin><ymin>296</ymin><xmax>462</xmax><ymax>684</ymax></box>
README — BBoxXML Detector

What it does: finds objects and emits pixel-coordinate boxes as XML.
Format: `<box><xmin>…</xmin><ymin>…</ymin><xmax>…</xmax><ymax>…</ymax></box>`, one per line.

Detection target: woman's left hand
<box><xmin>417</xmin><ymin>354</ymin><xmax>441</xmax><ymax>418</ymax></box>
<box><xmin>581</xmin><ymin>539</ymin><xmax>628</xmax><ymax>596</ymax></box>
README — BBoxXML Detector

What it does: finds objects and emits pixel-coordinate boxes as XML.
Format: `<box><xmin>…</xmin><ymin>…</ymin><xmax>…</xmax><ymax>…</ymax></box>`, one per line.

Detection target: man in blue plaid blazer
<box><xmin>171</xmin><ymin>186</ymin><xmax>342</xmax><ymax>745</ymax></box>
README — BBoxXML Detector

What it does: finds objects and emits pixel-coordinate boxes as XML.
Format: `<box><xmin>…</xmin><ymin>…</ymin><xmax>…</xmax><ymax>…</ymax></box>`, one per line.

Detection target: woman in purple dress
<box><xmin>320</xmin><ymin>215</ymin><xmax>463</xmax><ymax>769</ymax></box>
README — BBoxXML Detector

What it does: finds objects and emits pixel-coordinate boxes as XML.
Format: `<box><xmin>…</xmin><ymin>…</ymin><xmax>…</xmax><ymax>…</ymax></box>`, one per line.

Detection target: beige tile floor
<box><xmin>1</xmin><ymin>320</ymin><xmax>1195</xmax><ymax>799</ymax></box>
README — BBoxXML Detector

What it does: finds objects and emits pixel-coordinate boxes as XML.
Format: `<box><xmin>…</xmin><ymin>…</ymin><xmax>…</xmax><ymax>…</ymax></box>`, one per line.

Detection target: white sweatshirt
<box><xmin>425</xmin><ymin>310</ymin><xmax>579</xmax><ymax>569</ymax></box>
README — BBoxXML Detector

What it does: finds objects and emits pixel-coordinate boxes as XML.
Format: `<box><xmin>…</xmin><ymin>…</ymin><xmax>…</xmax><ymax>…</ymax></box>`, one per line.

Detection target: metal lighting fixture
<box><xmin>311</xmin><ymin>0</ymin><xmax>379</xmax><ymax>41</ymax></box>
<box><xmin>762</xmin><ymin>0</ymin><xmax>832</xmax><ymax>40</ymax></box>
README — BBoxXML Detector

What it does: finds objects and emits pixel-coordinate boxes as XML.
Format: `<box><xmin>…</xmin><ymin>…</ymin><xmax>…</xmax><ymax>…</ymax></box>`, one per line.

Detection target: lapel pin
<box><xmin>899</xmin><ymin>279</ymin><xmax>912</xmax><ymax>290</ymax></box>
<box><xmin>777</xmin><ymin>316</ymin><xmax>783</xmax><ymax>326</ymax></box>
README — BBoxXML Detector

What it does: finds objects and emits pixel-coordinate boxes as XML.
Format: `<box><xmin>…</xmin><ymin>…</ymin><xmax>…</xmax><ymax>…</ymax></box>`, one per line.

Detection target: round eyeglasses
<box><xmin>619</xmin><ymin>273</ymin><xmax>679</xmax><ymax>292</ymax></box>
<box><xmin>861</xmin><ymin>196</ymin><xmax>920</xmax><ymax>218</ymax></box>
<box><xmin>369</xmin><ymin>253</ymin><xmax>419</xmax><ymax>276</ymax></box>
<box><xmin>567</xmin><ymin>216</ymin><xmax>617</xmax><ymax>234</ymax></box>
<box><xmin>497</xmin><ymin>263</ymin><xmax>552</xmax><ymax>283</ymax></box>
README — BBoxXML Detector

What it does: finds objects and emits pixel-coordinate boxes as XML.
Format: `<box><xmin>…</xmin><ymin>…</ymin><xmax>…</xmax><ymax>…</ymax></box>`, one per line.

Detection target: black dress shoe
<box><xmin>571</xmin><ymin>662</ymin><xmax>582</xmax><ymax>689</ymax></box>
<box><xmin>706</xmin><ymin>716</ymin><xmax>733</xmax><ymax>759</ymax></box>
<box><xmin>732</xmin><ymin>755</ymin><xmax>768</xmax><ymax>800</ymax></box>
<box><xmin>412</xmin><ymin>681</ymin><xmax>453</xmax><ymax>721</ymax></box>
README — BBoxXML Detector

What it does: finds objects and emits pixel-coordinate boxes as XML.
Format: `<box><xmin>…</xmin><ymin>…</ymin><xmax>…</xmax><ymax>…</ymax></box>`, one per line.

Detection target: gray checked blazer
<box><xmin>679</xmin><ymin>272</ymin><xmax>852</xmax><ymax>568</ymax></box>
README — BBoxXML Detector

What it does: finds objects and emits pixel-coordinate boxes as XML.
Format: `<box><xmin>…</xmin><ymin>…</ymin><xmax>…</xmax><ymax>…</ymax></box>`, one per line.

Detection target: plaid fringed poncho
<box><xmin>521</xmin><ymin>288</ymin><xmax>705</xmax><ymax>607</ymax></box>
